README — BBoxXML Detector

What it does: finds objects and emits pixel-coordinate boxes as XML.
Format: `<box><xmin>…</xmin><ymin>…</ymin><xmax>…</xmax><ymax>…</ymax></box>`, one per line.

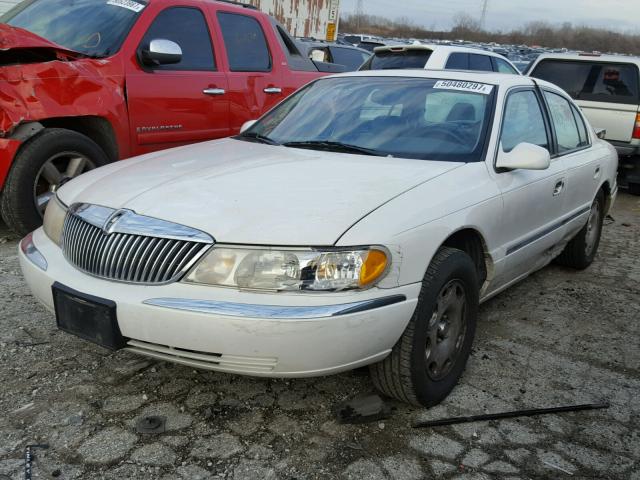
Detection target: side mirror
<box><xmin>594</xmin><ymin>128</ymin><xmax>607</xmax><ymax>140</ymax></box>
<box><xmin>240</xmin><ymin>120</ymin><xmax>257</xmax><ymax>133</ymax></box>
<box><xmin>140</xmin><ymin>39</ymin><xmax>182</xmax><ymax>66</ymax></box>
<box><xmin>496</xmin><ymin>142</ymin><xmax>551</xmax><ymax>171</ymax></box>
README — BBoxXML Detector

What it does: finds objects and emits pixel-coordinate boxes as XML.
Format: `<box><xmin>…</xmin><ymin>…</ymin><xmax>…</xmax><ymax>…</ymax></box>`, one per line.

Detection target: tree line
<box><xmin>340</xmin><ymin>13</ymin><xmax>640</xmax><ymax>55</ymax></box>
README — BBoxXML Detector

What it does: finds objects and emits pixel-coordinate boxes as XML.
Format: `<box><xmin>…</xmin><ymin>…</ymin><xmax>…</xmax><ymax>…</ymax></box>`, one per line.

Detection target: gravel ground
<box><xmin>0</xmin><ymin>193</ymin><xmax>638</xmax><ymax>480</ymax></box>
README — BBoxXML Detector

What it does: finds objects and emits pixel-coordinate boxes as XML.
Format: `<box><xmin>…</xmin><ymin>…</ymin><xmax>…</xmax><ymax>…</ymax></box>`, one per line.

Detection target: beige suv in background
<box><xmin>527</xmin><ymin>53</ymin><xmax>640</xmax><ymax>194</ymax></box>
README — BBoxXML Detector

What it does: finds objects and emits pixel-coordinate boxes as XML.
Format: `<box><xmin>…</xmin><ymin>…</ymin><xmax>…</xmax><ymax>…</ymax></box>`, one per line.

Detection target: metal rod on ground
<box><xmin>413</xmin><ymin>403</ymin><xmax>609</xmax><ymax>428</ymax></box>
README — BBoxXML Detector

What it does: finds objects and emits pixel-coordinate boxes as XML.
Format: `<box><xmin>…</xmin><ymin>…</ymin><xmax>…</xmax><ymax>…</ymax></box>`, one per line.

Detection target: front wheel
<box><xmin>370</xmin><ymin>247</ymin><xmax>478</xmax><ymax>407</ymax></box>
<box><xmin>1</xmin><ymin>128</ymin><xmax>108</xmax><ymax>235</ymax></box>
<box><xmin>554</xmin><ymin>191</ymin><xmax>605</xmax><ymax>270</ymax></box>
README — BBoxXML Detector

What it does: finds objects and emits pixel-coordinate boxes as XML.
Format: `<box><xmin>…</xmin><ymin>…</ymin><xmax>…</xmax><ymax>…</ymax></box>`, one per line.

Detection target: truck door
<box><xmin>213</xmin><ymin>9</ymin><xmax>285</xmax><ymax>133</ymax></box>
<box><xmin>125</xmin><ymin>6</ymin><xmax>230</xmax><ymax>155</ymax></box>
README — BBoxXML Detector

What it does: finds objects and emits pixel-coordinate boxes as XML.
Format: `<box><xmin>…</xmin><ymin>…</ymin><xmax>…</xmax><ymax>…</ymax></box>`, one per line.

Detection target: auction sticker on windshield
<box><xmin>107</xmin><ymin>0</ymin><xmax>145</xmax><ymax>12</ymax></box>
<box><xmin>433</xmin><ymin>80</ymin><xmax>493</xmax><ymax>95</ymax></box>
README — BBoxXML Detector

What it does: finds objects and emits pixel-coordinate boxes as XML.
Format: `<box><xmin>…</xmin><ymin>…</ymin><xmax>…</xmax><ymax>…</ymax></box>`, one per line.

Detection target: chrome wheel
<box><xmin>584</xmin><ymin>199</ymin><xmax>601</xmax><ymax>257</ymax></box>
<box><xmin>33</xmin><ymin>152</ymin><xmax>95</xmax><ymax>216</ymax></box>
<box><xmin>425</xmin><ymin>279</ymin><xmax>467</xmax><ymax>381</ymax></box>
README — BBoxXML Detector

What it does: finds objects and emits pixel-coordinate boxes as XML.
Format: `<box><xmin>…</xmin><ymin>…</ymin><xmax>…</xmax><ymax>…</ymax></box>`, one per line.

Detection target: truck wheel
<box><xmin>554</xmin><ymin>191</ymin><xmax>604</xmax><ymax>270</ymax></box>
<box><xmin>628</xmin><ymin>183</ymin><xmax>640</xmax><ymax>196</ymax></box>
<box><xmin>1</xmin><ymin>129</ymin><xmax>108</xmax><ymax>235</ymax></box>
<box><xmin>369</xmin><ymin>247</ymin><xmax>478</xmax><ymax>407</ymax></box>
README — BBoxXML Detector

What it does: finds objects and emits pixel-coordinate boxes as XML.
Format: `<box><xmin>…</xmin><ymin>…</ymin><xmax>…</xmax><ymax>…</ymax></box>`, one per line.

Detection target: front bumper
<box><xmin>19</xmin><ymin>228</ymin><xmax>420</xmax><ymax>377</ymax></box>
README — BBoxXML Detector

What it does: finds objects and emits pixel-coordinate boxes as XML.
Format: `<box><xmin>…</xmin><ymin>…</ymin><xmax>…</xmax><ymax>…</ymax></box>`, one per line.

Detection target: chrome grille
<box><xmin>61</xmin><ymin>204</ymin><xmax>213</xmax><ymax>284</ymax></box>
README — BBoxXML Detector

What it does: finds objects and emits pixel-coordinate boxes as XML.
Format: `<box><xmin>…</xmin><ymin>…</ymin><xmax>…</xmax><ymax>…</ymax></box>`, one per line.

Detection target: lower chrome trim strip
<box><xmin>142</xmin><ymin>294</ymin><xmax>406</xmax><ymax>319</ymax></box>
<box><xmin>20</xmin><ymin>232</ymin><xmax>48</xmax><ymax>271</ymax></box>
<box><xmin>506</xmin><ymin>205</ymin><xmax>591</xmax><ymax>256</ymax></box>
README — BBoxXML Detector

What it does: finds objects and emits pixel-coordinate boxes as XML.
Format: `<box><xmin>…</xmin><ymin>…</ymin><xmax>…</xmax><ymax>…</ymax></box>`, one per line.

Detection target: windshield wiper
<box><xmin>237</xmin><ymin>132</ymin><xmax>280</xmax><ymax>146</ymax></box>
<box><xmin>282</xmin><ymin>140</ymin><xmax>381</xmax><ymax>156</ymax></box>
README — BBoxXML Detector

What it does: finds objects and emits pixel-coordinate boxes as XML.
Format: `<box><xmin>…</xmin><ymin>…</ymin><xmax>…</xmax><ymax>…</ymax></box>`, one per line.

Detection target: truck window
<box><xmin>469</xmin><ymin>54</ymin><xmax>493</xmax><ymax>72</ymax></box>
<box><xmin>141</xmin><ymin>7</ymin><xmax>215</xmax><ymax>71</ymax></box>
<box><xmin>445</xmin><ymin>53</ymin><xmax>469</xmax><ymax>70</ymax></box>
<box><xmin>544</xmin><ymin>91</ymin><xmax>583</xmax><ymax>153</ymax></box>
<box><xmin>218</xmin><ymin>12</ymin><xmax>271</xmax><ymax>72</ymax></box>
<box><xmin>531</xmin><ymin>60</ymin><xmax>640</xmax><ymax>105</ymax></box>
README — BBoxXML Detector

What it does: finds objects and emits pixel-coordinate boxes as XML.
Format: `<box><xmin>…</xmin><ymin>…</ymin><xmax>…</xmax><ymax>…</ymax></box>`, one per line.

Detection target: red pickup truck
<box><xmin>0</xmin><ymin>0</ymin><xmax>332</xmax><ymax>235</ymax></box>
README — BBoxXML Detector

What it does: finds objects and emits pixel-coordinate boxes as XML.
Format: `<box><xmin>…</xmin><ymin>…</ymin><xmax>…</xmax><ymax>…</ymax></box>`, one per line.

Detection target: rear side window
<box><xmin>500</xmin><ymin>90</ymin><xmax>549</xmax><ymax>152</ymax></box>
<box><xmin>218</xmin><ymin>12</ymin><xmax>271</xmax><ymax>72</ymax></box>
<box><xmin>331</xmin><ymin>47</ymin><xmax>369</xmax><ymax>70</ymax></box>
<box><xmin>531</xmin><ymin>60</ymin><xmax>640</xmax><ymax>105</ymax></box>
<box><xmin>141</xmin><ymin>7</ymin><xmax>215</xmax><ymax>71</ymax></box>
<box><xmin>469</xmin><ymin>54</ymin><xmax>493</xmax><ymax>72</ymax></box>
<box><xmin>544</xmin><ymin>92</ymin><xmax>584</xmax><ymax>153</ymax></box>
<box><xmin>362</xmin><ymin>50</ymin><xmax>432</xmax><ymax>70</ymax></box>
<box><xmin>494</xmin><ymin>57</ymin><xmax>518</xmax><ymax>74</ymax></box>
<box><xmin>571</xmin><ymin>104</ymin><xmax>590</xmax><ymax>146</ymax></box>
<box><xmin>445</xmin><ymin>53</ymin><xmax>468</xmax><ymax>70</ymax></box>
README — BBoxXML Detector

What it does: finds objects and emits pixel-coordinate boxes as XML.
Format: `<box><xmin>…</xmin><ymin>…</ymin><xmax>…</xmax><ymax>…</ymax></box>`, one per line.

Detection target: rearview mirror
<box><xmin>140</xmin><ymin>39</ymin><xmax>182</xmax><ymax>66</ymax></box>
<box><xmin>496</xmin><ymin>143</ymin><xmax>550</xmax><ymax>171</ymax></box>
<box><xmin>240</xmin><ymin>120</ymin><xmax>257</xmax><ymax>133</ymax></box>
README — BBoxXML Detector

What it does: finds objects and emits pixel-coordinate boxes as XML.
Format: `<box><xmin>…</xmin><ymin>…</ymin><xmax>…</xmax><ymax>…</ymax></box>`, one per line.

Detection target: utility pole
<box><xmin>356</xmin><ymin>0</ymin><xmax>364</xmax><ymax>30</ymax></box>
<box><xmin>480</xmin><ymin>0</ymin><xmax>489</xmax><ymax>29</ymax></box>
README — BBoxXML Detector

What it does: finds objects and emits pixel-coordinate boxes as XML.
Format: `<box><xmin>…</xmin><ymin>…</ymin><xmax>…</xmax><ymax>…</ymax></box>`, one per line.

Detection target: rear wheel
<box><xmin>1</xmin><ymin>129</ymin><xmax>108</xmax><ymax>235</ymax></box>
<box><xmin>369</xmin><ymin>247</ymin><xmax>478</xmax><ymax>407</ymax></box>
<box><xmin>554</xmin><ymin>191</ymin><xmax>605</xmax><ymax>270</ymax></box>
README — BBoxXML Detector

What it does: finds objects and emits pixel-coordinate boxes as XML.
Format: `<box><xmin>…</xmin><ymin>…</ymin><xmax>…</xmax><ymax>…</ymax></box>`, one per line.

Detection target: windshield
<box><xmin>241</xmin><ymin>77</ymin><xmax>495</xmax><ymax>162</ymax></box>
<box><xmin>1</xmin><ymin>0</ymin><xmax>146</xmax><ymax>57</ymax></box>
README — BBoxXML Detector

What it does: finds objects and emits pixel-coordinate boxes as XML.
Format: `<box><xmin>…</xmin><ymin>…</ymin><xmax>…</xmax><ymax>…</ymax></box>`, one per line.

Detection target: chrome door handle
<box><xmin>264</xmin><ymin>87</ymin><xmax>282</xmax><ymax>94</ymax></box>
<box><xmin>203</xmin><ymin>88</ymin><xmax>225</xmax><ymax>96</ymax></box>
<box><xmin>553</xmin><ymin>180</ymin><xmax>565</xmax><ymax>196</ymax></box>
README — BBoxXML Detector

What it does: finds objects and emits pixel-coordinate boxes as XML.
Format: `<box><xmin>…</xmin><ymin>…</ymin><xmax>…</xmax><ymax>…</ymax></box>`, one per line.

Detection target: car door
<box><xmin>494</xmin><ymin>88</ymin><xmax>568</xmax><ymax>283</ymax></box>
<box><xmin>215</xmin><ymin>10</ymin><xmax>285</xmax><ymax>133</ymax></box>
<box><xmin>125</xmin><ymin>5</ymin><xmax>230</xmax><ymax>154</ymax></box>
<box><xmin>542</xmin><ymin>89</ymin><xmax>601</xmax><ymax>237</ymax></box>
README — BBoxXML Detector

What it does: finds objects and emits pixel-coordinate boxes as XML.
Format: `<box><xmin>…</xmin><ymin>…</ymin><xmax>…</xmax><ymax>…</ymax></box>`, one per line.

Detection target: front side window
<box><xmin>141</xmin><ymin>7</ymin><xmax>215</xmax><ymax>71</ymax></box>
<box><xmin>218</xmin><ymin>12</ymin><xmax>271</xmax><ymax>72</ymax></box>
<box><xmin>531</xmin><ymin>60</ymin><xmax>640</xmax><ymax>105</ymax></box>
<box><xmin>241</xmin><ymin>77</ymin><xmax>495</xmax><ymax>162</ymax></box>
<box><xmin>544</xmin><ymin>91</ymin><xmax>583</xmax><ymax>153</ymax></box>
<box><xmin>1</xmin><ymin>0</ymin><xmax>145</xmax><ymax>57</ymax></box>
<box><xmin>500</xmin><ymin>90</ymin><xmax>549</xmax><ymax>152</ymax></box>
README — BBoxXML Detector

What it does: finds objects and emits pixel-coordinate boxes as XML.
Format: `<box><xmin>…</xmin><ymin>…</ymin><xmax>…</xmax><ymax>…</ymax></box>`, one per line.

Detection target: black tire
<box><xmin>0</xmin><ymin>128</ymin><xmax>109</xmax><ymax>236</ymax></box>
<box><xmin>628</xmin><ymin>183</ymin><xmax>640</xmax><ymax>196</ymax></box>
<box><xmin>369</xmin><ymin>247</ymin><xmax>479</xmax><ymax>407</ymax></box>
<box><xmin>554</xmin><ymin>190</ymin><xmax>605</xmax><ymax>270</ymax></box>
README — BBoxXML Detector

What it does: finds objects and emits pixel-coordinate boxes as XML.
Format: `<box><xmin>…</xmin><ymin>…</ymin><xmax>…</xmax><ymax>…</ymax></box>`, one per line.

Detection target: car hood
<box><xmin>58</xmin><ymin>139</ymin><xmax>463</xmax><ymax>245</ymax></box>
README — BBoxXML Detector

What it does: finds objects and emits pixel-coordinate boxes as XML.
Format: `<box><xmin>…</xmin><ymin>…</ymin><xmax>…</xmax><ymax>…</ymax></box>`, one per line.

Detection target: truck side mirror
<box><xmin>140</xmin><ymin>39</ymin><xmax>182</xmax><ymax>67</ymax></box>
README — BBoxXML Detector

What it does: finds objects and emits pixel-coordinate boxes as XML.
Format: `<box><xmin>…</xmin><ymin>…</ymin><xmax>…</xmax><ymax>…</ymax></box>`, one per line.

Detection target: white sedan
<box><xmin>19</xmin><ymin>70</ymin><xmax>618</xmax><ymax>407</ymax></box>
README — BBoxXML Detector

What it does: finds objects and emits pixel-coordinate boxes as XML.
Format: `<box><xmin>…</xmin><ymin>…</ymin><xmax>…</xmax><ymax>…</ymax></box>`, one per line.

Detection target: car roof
<box><xmin>373</xmin><ymin>43</ymin><xmax>508</xmax><ymax>59</ymax></box>
<box><xmin>329</xmin><ymin>68</ymin><xmax>535</xmax><ymax>88</ymax></box>
<box><xmin>532</xmin><ymin>52</ymin><xmax>640</xmax><ymax>65</ymax></box>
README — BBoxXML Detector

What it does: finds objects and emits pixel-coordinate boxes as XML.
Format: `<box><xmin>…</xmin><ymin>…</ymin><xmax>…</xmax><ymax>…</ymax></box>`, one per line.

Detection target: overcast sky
<box><xmin>340</xmin><ymin>0</ymin><xmax>640</xmax><ymax>33</ymax></box>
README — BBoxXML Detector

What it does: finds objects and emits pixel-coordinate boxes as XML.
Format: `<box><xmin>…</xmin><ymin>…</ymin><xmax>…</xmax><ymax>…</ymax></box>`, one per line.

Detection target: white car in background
<box><xmin>19</xmin><ymin>70</ymin><xmax>617</xmax><ymax>407</ymax></box>
<box><xmin>527</xmin><ymin>53</ymin><xmax>640</xmax><ymax>193</ymax></box>
<box><xmin>360</xmin><ymin>44</ymin><xmax>521</xmax><ymax>75</ymax></box>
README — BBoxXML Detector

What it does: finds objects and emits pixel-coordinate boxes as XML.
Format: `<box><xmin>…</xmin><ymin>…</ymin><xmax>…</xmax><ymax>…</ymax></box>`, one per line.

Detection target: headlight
<box><xmin>184</xmin><ymin>246</ymin><xmax>389</xmax><ymax>291</ymax></box>
<box><xmin>43</xmin><ymin>196</ymin><xmax>68</xmax><ymax>246</ymax></box>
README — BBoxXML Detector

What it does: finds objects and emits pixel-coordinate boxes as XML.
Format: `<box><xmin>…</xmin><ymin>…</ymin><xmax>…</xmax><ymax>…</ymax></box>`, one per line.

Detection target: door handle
<box><xmin>264</xmin><ymin>87</ymin><xmax>282</xmax><ymax>94</ymax></box>
<box><xmin>203</xmin><ymin>88</ymin><xmax>225</xmax><ymax>96</ymax></box>
<box><xmin>553</xmin><ymin>180</ymin><xmax>565</xmax><ymax>196</ymax></box>
<box><xmin>594</xmin><ymin>166</ymin><xmax>601</xmax><ymax>179</ymax></box>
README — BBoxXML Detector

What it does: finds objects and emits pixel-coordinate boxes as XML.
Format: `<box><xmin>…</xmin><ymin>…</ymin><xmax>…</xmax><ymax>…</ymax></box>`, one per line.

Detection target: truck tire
<box><xmin>1</xmin><ymin>128</ymin><xmax>109</xmax><ymax>236</ymax></box>
<box><xmin>554</xmin><ymin>190</ymin><xmax>604</xmax><ymax>270</ymax></box>
<box><xmin>369</xmin><ymin>247</ymin><xmax>478</xmax><ymax>407</ymax></box>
